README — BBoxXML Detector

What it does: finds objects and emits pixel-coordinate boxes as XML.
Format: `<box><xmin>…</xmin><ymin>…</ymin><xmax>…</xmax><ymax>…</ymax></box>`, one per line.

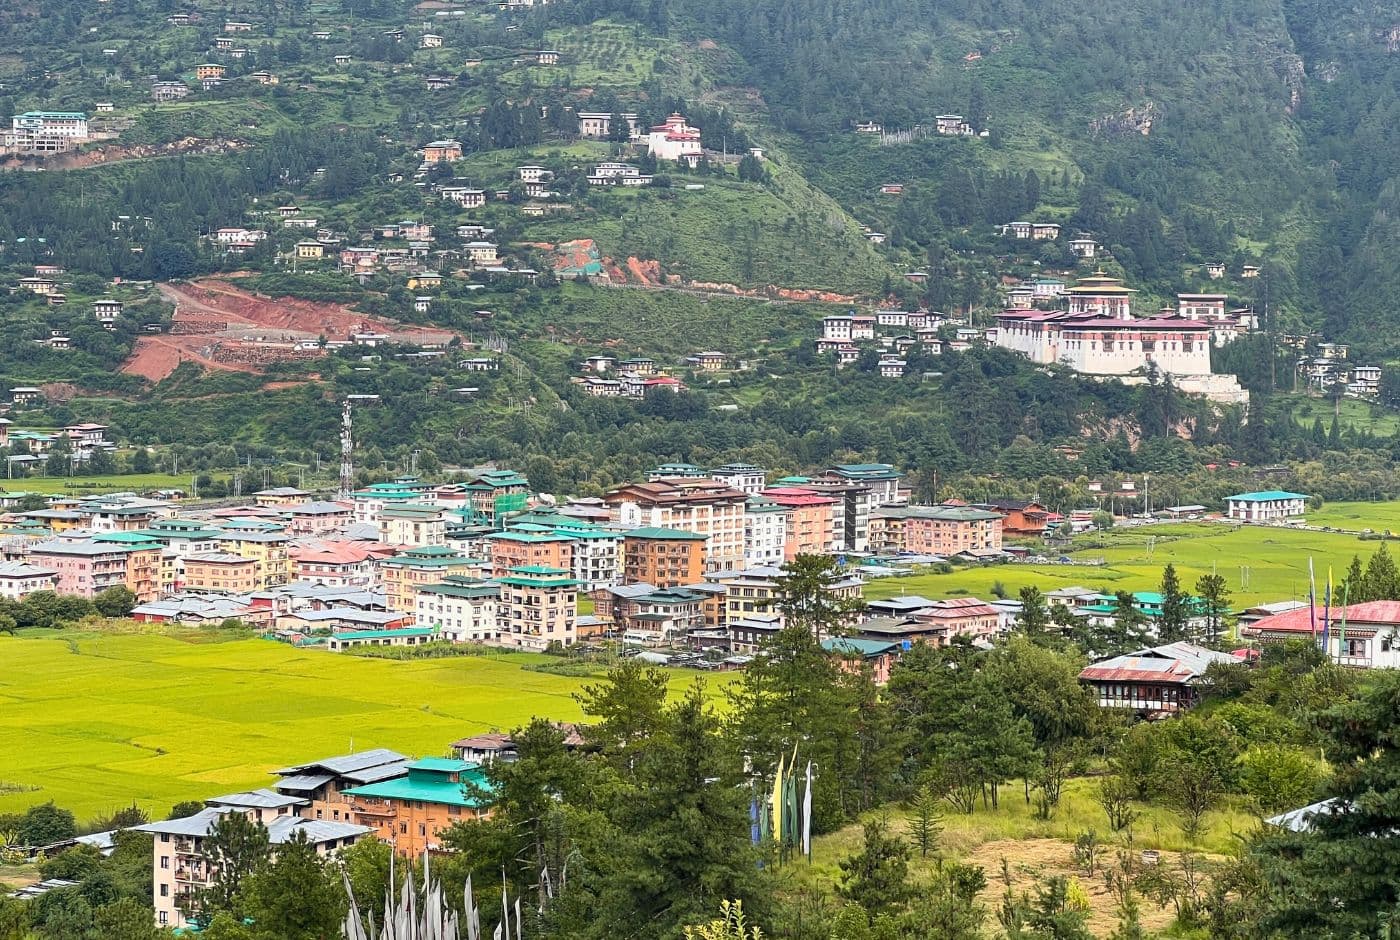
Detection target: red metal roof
<box><xmin>1249</xmin><ymin>600</ymin><xmax>1400</xmax><ymax>634</ymax></box>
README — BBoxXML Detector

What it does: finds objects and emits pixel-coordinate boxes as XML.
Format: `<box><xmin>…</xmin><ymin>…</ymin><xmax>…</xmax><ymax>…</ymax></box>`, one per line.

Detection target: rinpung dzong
<box><xmin>995</xmin><ymin>272</ymin><xmax>1248</xmax><ymax>404</ymax></box>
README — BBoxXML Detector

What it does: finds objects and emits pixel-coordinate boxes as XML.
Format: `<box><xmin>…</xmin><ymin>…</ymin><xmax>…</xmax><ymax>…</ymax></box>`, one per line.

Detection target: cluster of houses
<box><xmin>815</xmin><ymin>308</ymin><xmax>984</xmax><ymax>375</ymax></box>
<box><xmin>0</xmin><ymin>420</ymin><xmax>116</xmax><ymax>470</ymax></box>
<box><xmin>1291</xmin><ymin>341</ymin><xmax>1384</xmax><ymax>399</ymax></box>
<box><xmin>573</xmin><ymin>354</ymin><xmax>688</xmax><ymax>397</ymax></box>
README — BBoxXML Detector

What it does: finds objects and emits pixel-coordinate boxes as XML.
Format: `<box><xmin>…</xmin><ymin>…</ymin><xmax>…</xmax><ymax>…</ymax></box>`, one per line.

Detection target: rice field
<box><xmin>867</xmin><ymin>507</ymin><xmax>1400</xmax><ymax>608</ymax></box>
<box><xmin>0</xmin><ymin>631</ymin><xmax>727</xmax><ymax>821</ymax></box>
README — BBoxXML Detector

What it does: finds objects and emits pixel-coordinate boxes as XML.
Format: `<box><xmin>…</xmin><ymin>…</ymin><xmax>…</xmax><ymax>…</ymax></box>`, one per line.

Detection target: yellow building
<box><xmin>378</xmin><ymin>545</ymin><xmax>488</xmax><ymax>612</ymax></box>
<box><xmin>218</xmin><ymin>531</ymin><xmax>292</xmax><ymax>588</ymax></box>
<box><xmin>294</xmin><ymin>240</ymin><xmax>325</xmax><ymax>259</ymax></box>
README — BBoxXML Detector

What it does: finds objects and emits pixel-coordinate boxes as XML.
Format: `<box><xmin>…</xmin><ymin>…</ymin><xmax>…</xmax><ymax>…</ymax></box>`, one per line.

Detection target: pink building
<box><xmin>286</xmin><ymin>500</ymin><xmax>354</xmax><ymax>536</ymax></box>
<box><xmin>28</xmin><ymin>539</ymin><xmax>131</xmax><ymax>597</ymax></box>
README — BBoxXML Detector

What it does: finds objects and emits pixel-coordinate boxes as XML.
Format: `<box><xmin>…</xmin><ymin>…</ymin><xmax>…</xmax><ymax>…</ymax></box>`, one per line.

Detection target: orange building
<box><xmin>379</xmin><ymin>545</ymin><xmax>487</xmax><ymax>611</ymax></box>
<box><xmin>184</xmin><ymin>552</ymin><xmax>260</xmax><ymax>593</ymax></box>
<box><xmin>486</xmin><ymin>531</ymin><xmax>574</xmax><ymax>578</ymax></box>
<box><xmin>759</xmin><ymin>487</ymin><xmax>837</xmax><ymax>558</ymax></box>
<box><xmin>621</xmin><ymin>527</ymin><xmax>707</xmax><ymax>586</ymax></box>
<box><xmin>342</xmin><ymin>758</ymin><xmax>491</xmax><ymax>854</ymax></box>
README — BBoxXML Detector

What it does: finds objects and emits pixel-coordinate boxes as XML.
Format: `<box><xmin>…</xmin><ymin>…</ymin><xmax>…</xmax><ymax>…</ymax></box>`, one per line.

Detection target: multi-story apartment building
<box><xmin>711</xmin><ymin>463</ymin><xmax>767</xmax><ymax>495</ymax></box>
<box><xmin>622</xmin><ymin>527</ymin><xmax>707</xmax><ymax>587</ymax></box>
<box><xmin>742</xmin><ymin>498</ymin><xmax>790</xmax><ymax>567</ymax></box>
<box><xmin>217</xmin><ymin>530</ymin><xmax>292</xmax><ymax>587</ymax></box>
<box><xmin>487</xmin><ymin>530</ymin><xmax>575</xmax><ymax>578</ymax></box>
<box><xmin>710</xmin><ymin>565</ymin><xmax>864</xmax><ymax>632</ymax></box>
<box><xmin>285</xmin><ymin>500</ymin><xmax>354</xmax><ymax>536</ymax></box>
<box><xmin>414</xmin><ymin>577</ymin><xmax>501</xmax><ymax>642</ymax></box>
<box><xmin>605</xmin><ymin>479</ymin><xmax>748</xmax><ymax>572</ymax></box>
<box><xmin>497</xmin><ymin>565</ymin><xmax>578</xmax><ymax>650</ymax></box>
<box><xmin>183</xmin><ymin>552</ymin><xmax>260</xmax><ymax>593</ymax></box>
<box><xmin>759</xmin><ymin>487</ymin><xmax>839</xmax><ymax>557</ymax></box>
<box><xmin>867</xmin><ymin>505</ymin><xmax>1004</xmax><ymax>556</ymax></box>
<box><xmin>28</xmin><ymin>539</ymin><xmax>134</xmax><ymax>598</ymax></box>
<box><xmin>136</xmin><ymin>790</ymin><xmax>368</xmax><ymax>929</ymax></box>
<box><xmin>0</xmin><ymin>561</ymin><xmax>58</xmax><ymax>600</ymax></box>
<box><xmin>271</xmin><ymin>748</ymin><xmax>410</xmax><ymax>823</ymax></box>
<box><xmin>379</xmin><ymin>545</ymin><xmax>486</xmax><ymax>612</ymax></box>
<box><xmin>380</xmin><ymin>504</ymin><xmax>447</xmax><ymax>547</ymax></box>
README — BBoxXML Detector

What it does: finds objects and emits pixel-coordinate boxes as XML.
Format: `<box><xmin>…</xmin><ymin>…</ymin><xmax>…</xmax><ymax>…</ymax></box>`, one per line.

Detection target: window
<box><xmin>160</xmin><ymin>884</ymin><xmax>169</xmax><ymax>897</ymax></box>
<box><xmin>399</xmin><ymin>822</ymin><xmax>408</xmax><ymax>834</ymax></box>
<box><xmin>160</xmin><ymin>856</ymin><xmax>170</xmax><ymax>869</ymax></box>
<box><xmin>161</xmin><ymin>833</ymin><xmax>170</xmax><ymax>843</ymax></box>
<box><xmin>159</xmin><ymin>912</ymin><xmax>169</xmax><ymax>925</ymax></box>
<box><xmin>419</xmin><ymin>823</ymin><xmax>427</xmax><ymax>836</ymax></box>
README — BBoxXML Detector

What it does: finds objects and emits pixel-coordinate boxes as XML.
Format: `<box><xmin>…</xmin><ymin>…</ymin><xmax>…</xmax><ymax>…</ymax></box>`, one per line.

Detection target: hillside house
<box><xmin>151</xmin><ymin>81</ymin><xmax>189</xmax><ymax>101</ymax></box>
<box><xmin>577</xmin><ymin>111</ymin><xmax>639</xmax><ymax>138</ymax></box>
<box><xmin>422</xmin><ymin>33</ymin><xmax>443</xmax><ymax>47</ymax></box>
<box><xmin>194</xmin><ymin>63</ymin><xmax>225</xmax><ymax>80</ymax></box>
<box><xmin>1070</xmin><ymin>237</ymin><xmax>1098</xmax><ymax>259</ymax></box>
<box><xmin>646</xmin><ymin>113</ymin><xmax>703</xmax><ymax>166</ymax></box>
<box><xmin>934</xmin><ymin>113</ymin><xmax>974</xmax><ymax>136</ymax></box>
<box><xmin>588</xmin><ymin>162</ymin><xmax>652</xmax><ymax>186</ymax></box>
<box><xmin>1205</xmin><ymin>262</ymin><xmax>1226</xmax><ymax>279</ymax></box>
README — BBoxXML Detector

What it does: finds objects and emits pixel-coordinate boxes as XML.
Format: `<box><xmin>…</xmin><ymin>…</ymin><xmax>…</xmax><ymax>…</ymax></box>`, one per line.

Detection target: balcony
<box><xmin>349</xmin><ymin>800</ymin><xmax>397</xmax><ymax>818</ymax></box>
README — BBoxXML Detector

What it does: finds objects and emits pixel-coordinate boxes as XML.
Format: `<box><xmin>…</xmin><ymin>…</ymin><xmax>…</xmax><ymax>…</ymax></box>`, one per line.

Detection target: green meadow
<box><xmin>868</xmin><ymin>506</ymin><xmax>1400</xmax><ymax>608</ymax></box>
<box><xmin>0</xmin><ymin>631</ymin><xmax>728</xmax><ymax>821</ymax></box>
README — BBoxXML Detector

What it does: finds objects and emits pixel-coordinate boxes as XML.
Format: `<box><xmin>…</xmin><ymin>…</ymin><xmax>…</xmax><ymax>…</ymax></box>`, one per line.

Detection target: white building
<box><xmin>743</xmin><ymin>500</ymin><xmax>790</xmax><ymax>568</ymax></box>
<box><xmin>0</xmin><ymin>561</ymin><xmax>58</xmax><ymax>600</ymax></box>
<box><xmin>712</xmin><ymin>463</ymin><xmax>767</xmax><ymax>495</ymax></box>
<box><xmin>12</xmin><ymin>111</ymin><xmax>88</xmax><ymax>139</ymax></box>
<box><xmin>646</xmin><ymin>113</ymin><xmax>703</xmax><ymax>166</ymax></box>
<box><xmin>1244</xmin><ymin>601</ymin><xmax>1400</xmax><ymax>670</ymax></box>
<box><xmin>588</xmin><ymin>162</ymin><xmax>652</xmax><ymax>186</ymax></box>
<box><xmin>414</xmin><ymin>579</ymin><xmax>500</xmax><ymax>642</ymax></box>
<box><xmin>1225</xmin><ymin>491</ymin><xmax>1308</xmax><ymax>522</ymax></box>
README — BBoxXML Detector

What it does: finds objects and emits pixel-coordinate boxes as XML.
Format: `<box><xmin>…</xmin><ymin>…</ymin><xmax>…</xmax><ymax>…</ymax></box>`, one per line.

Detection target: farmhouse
<box><xmin>1242</xmin><ymin>600</ymin><xmax>1400</xmax><ymax>669</ymax></box>
<box><xmin>1079</xmin><ymin>642</ymin><xmax>1241</xmax><ymax>715</ymax></box>
<box><xmin>647</xmin><ymin>113</ymin><xmax>703</xmax><ymax>166</ymax></box>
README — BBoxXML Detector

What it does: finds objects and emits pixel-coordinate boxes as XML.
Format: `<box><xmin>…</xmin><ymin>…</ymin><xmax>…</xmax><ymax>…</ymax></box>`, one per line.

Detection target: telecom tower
<box><xmin>339</xmin><ymin>397</ymin><xmax>354</xmax><ymax>499</ymax></box>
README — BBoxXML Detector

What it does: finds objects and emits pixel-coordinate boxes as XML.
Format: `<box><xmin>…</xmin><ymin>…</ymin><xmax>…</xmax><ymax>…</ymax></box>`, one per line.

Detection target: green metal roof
<box><xmin>332</xmin><ymin>627</ymin><xmax>437</xmax><ymax>641</ymax></box>
<box><xmin>822</xmin><ymin>637</ymin><xmax>900</xmax><ymax>657</ymax></box>
<box><xmin>1226</xmin><ymin>490</ymin><xmax>1308</xmax><ymax>502</ymax></box>
<box><xmin>343</xmin><ymin>761</ymin><xmax>491</xmax><ymax>808</ymax></box>
<box><xmin>418</xmin><ymin>579</ymin><xmax>500</xmax><ymax>600</ymax></box>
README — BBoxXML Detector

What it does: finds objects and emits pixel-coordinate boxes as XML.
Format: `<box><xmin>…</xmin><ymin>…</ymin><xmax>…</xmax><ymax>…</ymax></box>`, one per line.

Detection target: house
<box><xmin>407</xmin><ymin>272</ymin><xmax>443</xmax><ymax>291</ymax></box>
<box><xmin>646</xmin><ymin>113</ymin><xmax>703</xmax><ymax>166</ymax></box>
<box><xmin>1078</xmin><ymin>642</ymin><xmax>1242</xmax><ymax>715</ymax></box>
<box><xmin>823</xmin><ymin>637</ymin><xmax>901</xmax><ymax>684</ymax></box>
<box><xmin>253</xmin><ymin>486</ymin><xmax>309</xmax><ymax>507</ymax></box>
<box><xmin>421</xmin><ymin>33</ymin><xmax>443</xmax><ymax>47</ymax></box>
<box><xmin>294</xmin><ymin>240</ymin><xmax>325</xmax><ymax>260</ymax></box>
<box><xmin>712</xmin><ymin>565</ymin><xmax>864</xmax><ymax>633</ymax></box>
<box><xmin>517</xmin><ymin>165</ymin><xmax>552</xmax><ymax>183</ymax></box>
<box><xmin>194</xmin><ymin>63</ymin><xmax>225</xmax><ymax>80</ymax></box>
<box><xmin>92</xmin><ymin>299</ymin><xmax>123</xmax><ymax>324</ymax></box>
<box><xmin>686</xmin><ymin>351</ymin><xmax>727</xmax><ymax>371</ymax></box>
<box><xmin>1205</xmin><ymin>262</ymin><xmax>1226</xmax><ymax>279</ymax></box>
<box><xmin>854</xmin><ymin>121</ymin><xmax>883</xmax><ymax>134</ymax></box>
<box><xmin>1242</xmin><ymin>601</ymin><xmax>1400</xmax><ymax>669</ymax></box>
<box><xmin>334</xmin><ymin>54</ymin><xmax>352</xmax><ymax>65</ymax></box>
<box><xmin>217</xmin><ymin>529</ymin><xmax>292</xmax><ymax>588</ymax></box>
<box><xmin>1069</xmin><ymin>237</ymin><xmax>1097</xmax><ymax>259</ymax></box>
<box><xmin>151</xmin><ymin>81</ymin><xmax>189</xmax><ymax>101</ymax></box>
<box><xmin>249</xmin><ymin>70</ymin><xmax>278</xmax><ymax>85</ymax></box>
<box><xmin>326</xmin><ymin>626</ymin><xmax>437</xmax><ymax>652</ymax></box>
<box><xmin>1241</xmin><ymin>265</ymin><xmax>1260</xmax><ymax>278</ymax></box>
<box><xmin>343</xmin><ymin>758</ymin><xmax>491</xmax><ymax>854</ymax></box>
<box><xmin>380</xmin><ymin>504</ymin><xmax>447</xmax><ymax>548</ymax></box>
<box><xmin>441</xmin><ymin>186</ymin><xmax>486</xmax><ymax>208</ymax></box>
<box><xmin>1225</xmin><ymin>490</ymin><xmax>1308</xmax><ymax>522</ymax></box>
<box><xmin>588</xmin><ymin>162</ymin><xmax>652</xmax><ymax>186</ymax></box>
<box><xmin>878</xmin><ymin>357</ymin><xmax>906</xmax><ymax>378</ymax></box>
<box><xmin>137</xmin><ymin>793</ymin><xmax>368</xmax><ymax>928</ymax></box>
<box><xmin>464</xmin><ymin>241</ymin><xmax>499</xmax><ymax>264</ymax></box>
<box><xmin>417</xmin><ymin>140</ymin><xmax>462</xmax><ymax>161</ymax></box>
<box><xmin>286</xmin><ymin>500</ymin><xmax>354</xmax><ymax>536</ymax></box>
<box><xmin>972</xmin><ymin>499</ymin><xmax>1051</xmax><ymax>536</ymax></box>
<box><xmin>224</xmin><ymin>20</ymin><xmax>254</xmax><ymax>31</ymax></box>
<box><xmin>535</xmin><ymin>49</ymin><xmax>560</xmax><ymax>65</ymax></box>
<box><xmin>577</xmin><ymin>111</ymin><xmax>639</xmax><ymax>139</ymax></box>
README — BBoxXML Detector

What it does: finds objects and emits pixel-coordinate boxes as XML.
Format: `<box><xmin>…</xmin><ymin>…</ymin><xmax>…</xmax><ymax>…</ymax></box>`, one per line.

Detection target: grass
<box><xmin>867</xmin><ymin>517</ymin><xmax>1398</xmax><ymax>608</ymax></box>
<box><xmin>0</xmin><ymin>473</ymin><xmax>220</xmax><ymax>496</ymax></box>
<box><xmin>805</xmin><ymin>777</ymin><xmax>1256</xmax><ymax>935</ymax></box>
<box><xmin>0</xmin><ymin>630</ymin><xmax>732</xmax><ymax>820</ymax></box>
<box><xmin>1284</xmin><ymin>394</ymin><xmax>1400</xmax><ymax>437</ymax></box>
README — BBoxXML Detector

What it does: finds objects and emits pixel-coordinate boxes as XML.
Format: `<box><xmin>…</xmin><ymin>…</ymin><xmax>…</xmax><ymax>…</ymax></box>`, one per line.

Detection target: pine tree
<box><xmin>1363</xmin><ymin>544</ymin><xmax>1400</xmax><ymax>601</ymax></box>
<box><xmin>1194</xmin><ymin>573</ymin><xmax>1231</xmax><ymax>644</ymax></box>
<box><xmin>1159</xmin><ymin>563</ymin><xmax>1189</xmax><ymax>642</ymax></box>
<box><xmin>238</xmin><ymin>832</ymin><xmax>346</xmax><ymax>940</ymax></box>
<box><xmin>838</xmin><ymin>819</ymin><xmax>912</xmax><ymax>916</ymax></box>
<box><xmin>197</xmin><ymin>812</ymin><xmax>269</xmax><ymax>922</ymax></box>
<box><xmin>1015</xmin><ymin>585</ymin><xmax>1050</xmax><ymax>639</ymax></box>
<box><xmin>906</xmin><ymin>785</ymin><xmax>944</xmax><ymax>859</ymax></box>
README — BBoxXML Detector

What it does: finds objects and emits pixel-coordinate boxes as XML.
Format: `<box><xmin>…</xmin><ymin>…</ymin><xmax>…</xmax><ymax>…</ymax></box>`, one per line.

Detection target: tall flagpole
<box><xmin>1338</xmin><ymin>581</ymin><xmax>1349</xmax><ymax>665</ymax></box>
<box><xmin>1308</xmin><ymin>557</ymin><xmax>1317</xmax><ymax>644</ymax></box>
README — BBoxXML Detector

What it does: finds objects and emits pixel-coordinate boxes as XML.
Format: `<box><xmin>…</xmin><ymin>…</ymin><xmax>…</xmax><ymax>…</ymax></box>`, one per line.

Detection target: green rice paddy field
<box><xmin>867</xmin><ymin>502</ymin><xmax>1400</xmax><ymax>608</ymax></box>
<box><xmin>0</xmin><ymin>632</ymin><xmax>727</xmax><ymax>821</ymax></box>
